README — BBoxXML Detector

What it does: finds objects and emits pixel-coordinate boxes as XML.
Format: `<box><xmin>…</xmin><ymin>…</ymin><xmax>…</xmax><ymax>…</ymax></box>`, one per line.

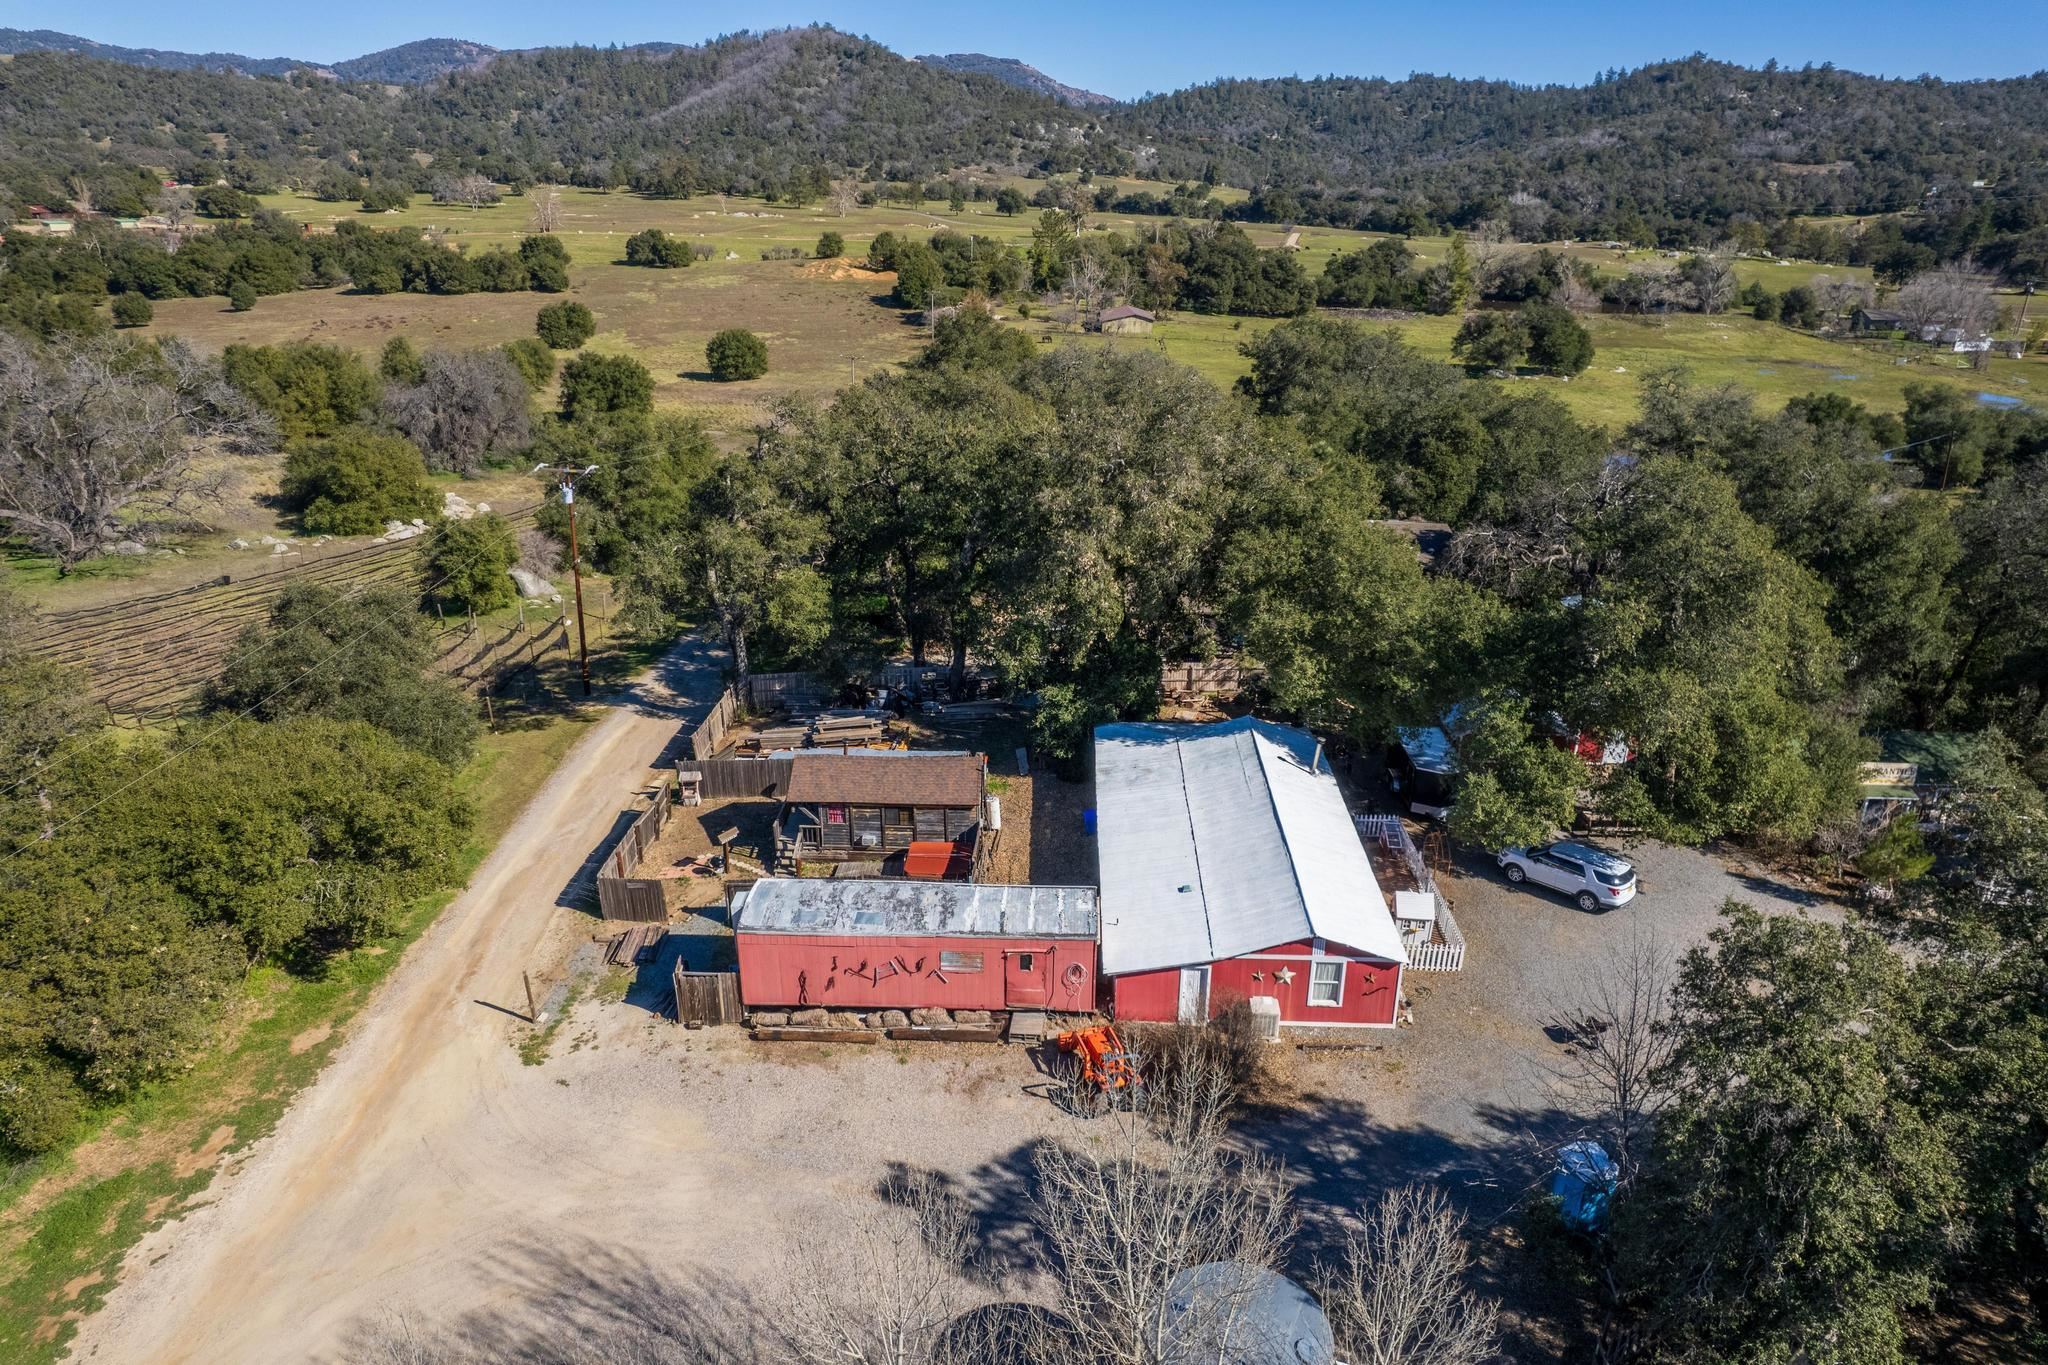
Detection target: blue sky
<box><xmin>38</xmin><ymin>0</ymin><xmax>2048</xmax><ymax>99</ymax></box>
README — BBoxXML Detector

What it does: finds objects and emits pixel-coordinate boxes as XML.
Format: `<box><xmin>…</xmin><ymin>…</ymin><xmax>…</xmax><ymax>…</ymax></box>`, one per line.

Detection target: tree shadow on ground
<box><xmin>1235</xmin><ymin>1090</ymin><xmax>1602</xmax><ymax>1364</ymax></box>
<box><xmin>332</xmin><ymin>1235</ymin><xmax>768</xmax><ymax>1365</ymax></box>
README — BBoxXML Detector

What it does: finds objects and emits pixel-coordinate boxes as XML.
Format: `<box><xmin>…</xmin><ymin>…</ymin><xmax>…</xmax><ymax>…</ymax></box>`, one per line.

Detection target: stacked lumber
<box><xmin>605</xmin><ymin>923</ymin><xmax>666</xmax><ymax>967</ymax></box>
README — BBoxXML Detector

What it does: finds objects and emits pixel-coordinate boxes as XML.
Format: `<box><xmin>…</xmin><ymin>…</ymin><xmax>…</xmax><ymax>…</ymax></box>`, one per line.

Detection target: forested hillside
<box><xmin>5</xmin><ymin>31</ymin><xmax>2048</xmax><ymax>266</ymax></box>
<box><xmin>1118</xmin><ymin>60</ymin><xmax>2048</xmax><ymax>241</ymax></box>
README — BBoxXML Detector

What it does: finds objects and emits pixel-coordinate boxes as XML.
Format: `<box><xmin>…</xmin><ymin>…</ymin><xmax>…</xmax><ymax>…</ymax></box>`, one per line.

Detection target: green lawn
<box><xmin>0</xmin><ymin>707</ymin><xmax>602</xmax><ymax>1363</ymax></box>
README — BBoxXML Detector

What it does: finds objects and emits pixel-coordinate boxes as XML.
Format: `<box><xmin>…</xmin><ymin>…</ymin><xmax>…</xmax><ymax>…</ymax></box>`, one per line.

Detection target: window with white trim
<box><xmin>1308</xmin><ymin>960</ymin><xmax>1344</xmax><ymax>1007</ymax></box>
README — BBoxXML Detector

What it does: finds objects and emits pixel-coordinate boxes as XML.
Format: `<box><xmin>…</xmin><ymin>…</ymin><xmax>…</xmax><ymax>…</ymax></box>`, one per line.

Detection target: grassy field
<box><xmin>1025</xmin><ymin>308</ymin><xmax>2039</xmax><ymax>430</ymax></box>
<box><xmin>55</xmin><ymin>183</ymin><xmax>2036</xmax><ymax>611</ymax></box>
<box><xmin>0</xmin><ymin>707</ymin><xmax>603</xmax><ymax>1364</ymax></box>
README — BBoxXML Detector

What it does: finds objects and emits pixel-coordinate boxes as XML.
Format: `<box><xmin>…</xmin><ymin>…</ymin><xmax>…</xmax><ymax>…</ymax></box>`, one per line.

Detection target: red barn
<box><xmin>732</xmin><ymin>878</ymin><xmax>1099</xmax><ymax>1014</ymax></box>
<box><xmin>1094</xmin><ymin>718</ymin><xmax>1407</xmax><ymax>1029</ymax></box>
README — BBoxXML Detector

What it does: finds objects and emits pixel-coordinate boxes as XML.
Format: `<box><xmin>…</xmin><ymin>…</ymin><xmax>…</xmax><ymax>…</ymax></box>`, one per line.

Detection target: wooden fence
<box><xmin>688</xmin><ymin>685</ymin><xmax>741</xmax><ymax>761</ymax></box>
<box><xmin>1160</xmin><ymin>657</ymin><xmax>1260</xmax><ymax>700</ymax></box>
<box><xmin>747</xmin><ymin>670</ymin><xmax>831</xmax><ymax>710</ymax></box>
<box><xmin>678</xmin><ymin>755</ymin><xmax>794</xmax><ymax>801</ymax></box>
<box><xmin>595</xmin><ymin>773</ymin><xmax>675</xmax><ymax>922</ymax></box>
<box><xmin>673</xmin><ymin>969</ymin><xmax>742</xmax><ymax>1026</ymax></box>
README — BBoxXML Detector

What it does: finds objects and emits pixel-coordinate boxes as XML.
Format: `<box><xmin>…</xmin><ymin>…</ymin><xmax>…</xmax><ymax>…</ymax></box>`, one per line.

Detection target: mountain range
<box><xmin>0</xmin><ymin>29</ymin><xmax>501</xmax><ymax>83</ymax></box>
<box><xmin>2</xmin><ymin>25</ymin><xmax>2044</xmax><ymax>251</ymax></box>
<box><xmin>0</xmin><ymin>28</ymin><xmax>1114</xmax><ymax>100</ymax></box>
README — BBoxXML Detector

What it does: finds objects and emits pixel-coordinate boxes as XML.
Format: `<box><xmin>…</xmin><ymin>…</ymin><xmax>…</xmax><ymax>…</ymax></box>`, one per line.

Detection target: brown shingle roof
<box><xmin>784</xmin><ymin>752</ymin><xmax>985</xmax><ymax>808</ymax></box>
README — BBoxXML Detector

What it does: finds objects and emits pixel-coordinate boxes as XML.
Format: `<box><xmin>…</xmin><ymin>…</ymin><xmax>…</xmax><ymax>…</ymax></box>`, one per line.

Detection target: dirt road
<box><xmin>72</xmin><ymin>638</ymin><xmax>728</xmax><ymax>1365</ymax></box>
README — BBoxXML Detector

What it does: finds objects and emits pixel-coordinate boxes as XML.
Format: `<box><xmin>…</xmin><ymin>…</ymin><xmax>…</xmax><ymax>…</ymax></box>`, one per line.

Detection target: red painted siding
<box><xmin>735</xmin><ymin>932</ymin><xmax>1098</xmax><ymax>1013</ymax></box>
<box><xmin>1111</xmin><ymin>939</ymin><xmax>1401</xmax><ymax>1028</ymax></box>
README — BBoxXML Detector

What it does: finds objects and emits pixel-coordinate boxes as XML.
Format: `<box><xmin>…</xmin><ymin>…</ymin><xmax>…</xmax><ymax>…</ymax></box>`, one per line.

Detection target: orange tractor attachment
<box><xmin>1055</xmin><ymin>1025</ymin><xmax>1145</xmax><ymax>1116</ymax></box>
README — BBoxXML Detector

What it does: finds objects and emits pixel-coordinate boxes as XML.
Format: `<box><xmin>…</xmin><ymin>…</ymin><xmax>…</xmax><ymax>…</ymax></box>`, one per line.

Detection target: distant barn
<box><xmin>1095</xmin><ymin>304</ymin><xmax>1155</xmax><ymax>335</ymax></box>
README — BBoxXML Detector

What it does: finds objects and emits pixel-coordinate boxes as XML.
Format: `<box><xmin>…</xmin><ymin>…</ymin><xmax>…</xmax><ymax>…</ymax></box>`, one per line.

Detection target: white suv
<box><xmin>1498</xmin><ymin>841</ymin><xmax>1637</xmax><ymax>912</ymax></box>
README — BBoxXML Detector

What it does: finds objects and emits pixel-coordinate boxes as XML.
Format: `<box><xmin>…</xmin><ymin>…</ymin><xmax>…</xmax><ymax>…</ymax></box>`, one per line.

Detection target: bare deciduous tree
<box><xmin>527</xmin><ymin>186</ymin><xmax>564</xmax><ymax>234</ymax></box>
<box><xmin>433</xmin><ymin>173</ymin><xmax>501</xmax><ymax>210</ymax></box>
<box><xmin>1031</xmin><ymin>1053</ymin><xmax>1294</xmax><ymax>1365</ymax></box>
<box><xmin>0</xmin><ymin>335</ymin><xmax>272</xmax><ymax>571</ymax></box>
<box><xmin>381</xmin><ymin>349</ymin><xmax>533</xmax><ymax>475</ymax></box>
<box><xmin>155</xmin><ymin>186</ymin><xmax>196</xmax><ymax>230</ymax></box>
<box><xmin>1811</xmin><ymin>272</ymin><xmax>1873</xmax><ymax>327</ymax></box>
<box><xmin>831</xmin><ymin>178</ymin><xmax>862</xmax><ymax>218</ymax></box>
<box><xmin>1892</xmin><ymin>262</ymin><xmax>1998</xmax><ymax>340</ymax></box>
<box><xmin>773</xmin><ymin>1170</ymin><xmax>979</xmax><ymax>1365</ymax></box>
<box><xmin>1538</xmin><ymin>926</ymin><xmax>1681</xmax><ymax>1187</ymax></box>
<box><xmin>1319</xmin><ymin>1184</ymin><xmax>1500</xmax><ymax>1365</ymax></box>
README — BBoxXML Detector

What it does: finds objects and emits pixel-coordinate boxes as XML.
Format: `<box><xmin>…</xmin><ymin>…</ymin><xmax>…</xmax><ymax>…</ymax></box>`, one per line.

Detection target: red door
<box><xmin>1003</xmin><ymin>948</ymin><xmax>1052</xmax><ymax>1008</ymax></box>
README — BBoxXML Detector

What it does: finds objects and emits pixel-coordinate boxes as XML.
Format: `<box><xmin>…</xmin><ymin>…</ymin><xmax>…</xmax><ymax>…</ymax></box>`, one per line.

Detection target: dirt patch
<box><xmin>172</xmin><ymin>1127</ymin><xmax>236</xmax><ymax>1180</ymax></box>
<box><xmin>142</xmin><ymin>1196</ymin><xmax>176</xmax><ymax>1224</ymax></box>
<box><xmin>287</xmin><ymin>1025</ymin><xmax>332</xmax><ymax>1056</ymax></box>
<box><xmin>55</xmin><ymin>1271</ymin><xmax>103</xmax><ymax>1304</ymax></box>
<box><xmin>31</xmin><ymin>1309</ymin><xmax>85</xmax><ymax>1345</ymax></box>
<box><xmin>799</xmin><ymin>259</ymin><xmax>892</xmax><ymax>284</ymax></box>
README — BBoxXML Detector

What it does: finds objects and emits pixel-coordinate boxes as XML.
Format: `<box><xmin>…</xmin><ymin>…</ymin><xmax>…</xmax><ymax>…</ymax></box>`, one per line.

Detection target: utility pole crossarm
<box><xmin>532</xmin><ymin>463</ymin><xmax>602</xmax><ymax>697</ymax></box>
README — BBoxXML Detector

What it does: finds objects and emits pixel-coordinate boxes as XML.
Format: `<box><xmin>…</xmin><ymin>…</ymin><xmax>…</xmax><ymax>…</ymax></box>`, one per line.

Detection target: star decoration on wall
<box><xmin>1274</xmin><ymin>967</ymin><xmax>1296</xmax><ymax>986</ymax></box>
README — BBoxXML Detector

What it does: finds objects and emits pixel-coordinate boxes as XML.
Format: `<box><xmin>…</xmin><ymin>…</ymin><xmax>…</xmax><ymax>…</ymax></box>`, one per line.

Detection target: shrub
<box><xmin>558</xmin><ymin>352</ymin><xmax>654</xmax><ymax>418</ymax></box>
<box><xmin>228</xmin><ymin>279</ymin><xmax>258</xmax><ymax>312</ymax></box>
<box><xmin>1519</xmin><ymin>299</ymin><xmax>1595</xmax><ymax>375</ymax></box>
<box><xmin>535</xmin><ymin>300</ymin><xmax>595</xmax><ymax>349</ymax></box>
<box><xmin>1857</xmin><ymin>820</ymin><xmax>1935</xmax><ymax>890</ymax></box>
<box><xmin>623</xmin><ymin>228</ymin><xmax>691</xmax><ymax>268</ymax></box>
<box><xmin>1451</xmin><ymin>310</ymin><xmax>1528</xmax><ymax>373</ymax></box>
<box><xmin>816</xmin><ymin>231</ymin><xmax>845</xmax><ymax>259</ymax></box>
<box><xmin>705</xmin><ymin>328</ymin><xmax>768</xmax><ymax>381</ymax></box>
<box><xmin>194</xmin><ymin>184</ymin><xmax>259</xmax><ymax>219</ymax></box>
<box><xmin>360</xmin><ymin>181</ymin><xmax>411</xmax><ymax>212</ymax></box>
<box><xmin>222</xmin><ymin>341</ymin><xmax>381</xmax><ymax>440</ymax></box>
<box><xmin>519</xmin><ymin>234</ymin><xmax>571</xmax><ymax>292</ymax></box>
<box><xmin>759</xmin><ymin>246</ymin><xmax>805</xmax><ymax>261</ymax></box>
<box><xmin>500</xmin><ymin>336</ymin><xmax>556</xmax><ymax>392</ymax></box>
<box><xmin>1130</xmin><ymin>998</ymin><xmax>1269</xmax><ymax>1118</ymax></box>
<box><xmin>424</xmin><ymin>512</ymin><xmax>519</xmax><ymax>614</ymax></box>
<box><xmin>379</xmin><ymin>336</ymin><xmax>425</xmax><ymax>384</ymax></box>
<box><xmin>282</xmin><ymin>428</ymin><xmax>438</xmax><ymax>535</ymax></box>
<box><xmin>110</xmin><ymin>293</ymin><xmax>153</xmax><ymax>328</ymax></box>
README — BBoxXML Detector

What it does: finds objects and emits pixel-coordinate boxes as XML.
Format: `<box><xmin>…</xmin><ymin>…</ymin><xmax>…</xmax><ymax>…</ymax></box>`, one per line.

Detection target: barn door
<box><xmin>1176</xmin><ymin>967</ymin><xmax>1211</xmax><ymax>1024</ymax></box>
<box><xmin>1003</xmin><ymin>948</ymin><xmax>1052</xmax><ymax>1008</ymax></box>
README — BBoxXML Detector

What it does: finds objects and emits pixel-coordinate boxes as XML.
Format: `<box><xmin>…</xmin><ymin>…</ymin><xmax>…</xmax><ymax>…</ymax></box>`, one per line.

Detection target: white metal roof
<box><xmin>1093</xmin><ymin>718</ymin><xmax>1404</xmax><ymax>975</ymax></box>
<box><xmin>734</xmin><ymin>877</ymin><xmax>1098</xmax><ymax>939</ymax></box>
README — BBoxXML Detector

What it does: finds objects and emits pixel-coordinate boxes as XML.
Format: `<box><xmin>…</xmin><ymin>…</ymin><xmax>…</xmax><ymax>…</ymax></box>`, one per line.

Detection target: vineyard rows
<box><xmin>34</xmin><ymin>505</ymin><xmax>542</xmax><ymax>717</ymax></box>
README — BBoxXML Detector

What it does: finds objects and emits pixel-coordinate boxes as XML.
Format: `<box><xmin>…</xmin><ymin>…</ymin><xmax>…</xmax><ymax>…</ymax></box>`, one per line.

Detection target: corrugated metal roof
<box><xmin>1094</xmin><ymin>718</ymin><xmax>1404</xmax><ymax>975</ymax></box>
<box><xmin>783</xmin><ymin>751</ymin><xmax>985</xmax><ymax>807</ymax></box>
<box><xmin>734</xmin><ymin>877</ymin><xmax>1098</xmax><ymax>939</ymax></box>
<box><xmin>1395</xmin><ymin>725</ymin><xmax>1459</xmax><ymax>775</ymax></box>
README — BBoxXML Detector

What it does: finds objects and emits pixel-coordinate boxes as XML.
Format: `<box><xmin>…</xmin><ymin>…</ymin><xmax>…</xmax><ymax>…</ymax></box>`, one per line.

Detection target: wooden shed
<box><xmin>772</xmin><ymin>750</ymin><xmax>986</xmax><ymax>876</ymax></box>
<box><xmin>732</xmin><ymin>878</ymin><xmax>1100</xmax><ymax>1013</ymax></box>
<box><xmin>1096</xmin><ymin>305</ymin><xmax>1156</xmax><ymax>335</ymax></box>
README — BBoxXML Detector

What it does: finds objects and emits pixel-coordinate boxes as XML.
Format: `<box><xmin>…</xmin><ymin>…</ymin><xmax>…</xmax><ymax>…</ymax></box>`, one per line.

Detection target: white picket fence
<box><xmin>1354</xmin><ymin>813</ymin><xmax>1467</xmax><ymax>972</ymax></box>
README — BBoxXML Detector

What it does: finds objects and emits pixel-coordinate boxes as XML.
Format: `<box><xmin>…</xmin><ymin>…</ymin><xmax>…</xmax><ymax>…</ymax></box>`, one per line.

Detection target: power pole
<box><xmin>533</xmin><ymin>462</ymin><xmax>600</xmax><ymax>697</ymax></box>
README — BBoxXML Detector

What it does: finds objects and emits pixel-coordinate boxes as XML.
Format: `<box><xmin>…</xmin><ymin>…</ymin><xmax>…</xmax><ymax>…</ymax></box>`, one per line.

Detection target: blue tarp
<box><xmin>1552</xmin><ymin>1140</ymin><xmax>1618</xmax><ymax>1232</ymax></box>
